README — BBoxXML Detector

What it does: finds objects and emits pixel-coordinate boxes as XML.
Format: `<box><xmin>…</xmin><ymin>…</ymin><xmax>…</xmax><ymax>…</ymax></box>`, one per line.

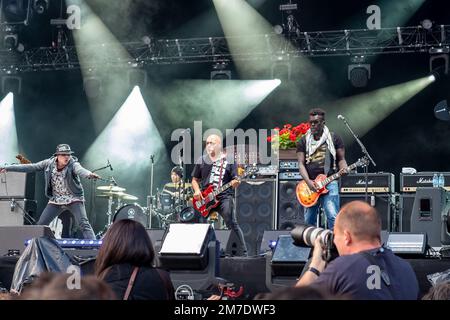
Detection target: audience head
<box><xmin>422</xmin><ymin>281</ymin><xmax>450</xmax><ymax>300</ymax></box>
<box><xmin>19</xmin><ymin>272</ymin><xmax>116</xmax><ymax>300</ymax></box>
<box><xmin>95</xmin><ymin>219</ymin><xmax>155</xmax><ymax>279</ymax></box>
<box><xmin>333</xmin><ymin>200</ymin><xmax>382</xmax><ymax>255</ymax></box>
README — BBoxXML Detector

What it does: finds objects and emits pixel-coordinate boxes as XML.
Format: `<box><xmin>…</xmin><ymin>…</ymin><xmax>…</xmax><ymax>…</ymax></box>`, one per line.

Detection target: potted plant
<box><xmin>268</xmin><ymin>122</ymin><xmax>310</xmax><ymax>159</ymax></box>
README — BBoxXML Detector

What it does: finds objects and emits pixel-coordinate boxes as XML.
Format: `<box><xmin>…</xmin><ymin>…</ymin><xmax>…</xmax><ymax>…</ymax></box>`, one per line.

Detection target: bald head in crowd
<box><xmin>333</xmin><ymin>201</ymin><xmax>382</xmax><ymax>255</ymax></box>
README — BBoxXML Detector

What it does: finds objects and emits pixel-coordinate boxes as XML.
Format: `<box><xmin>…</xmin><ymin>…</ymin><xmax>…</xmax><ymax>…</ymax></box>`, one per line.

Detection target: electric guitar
<box><xmin>193</xmin><ymin>165</ymin><xmax>258</xmax><ymax>218</ymax></box>
<box><xmin>296</xmin><ymin>157</ymin><xmax>368</xmax><ymax>207</ymax></box>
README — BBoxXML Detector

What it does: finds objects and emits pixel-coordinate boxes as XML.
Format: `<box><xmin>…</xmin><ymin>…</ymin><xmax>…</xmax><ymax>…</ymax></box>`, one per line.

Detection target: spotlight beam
<box><xmin>326</xmin><ymin>76</ymin><xmax>435</xmax><ymax>142</ymax></box>
<box><xmin>0</xmin><ymin>93</ymin><xmax>19</xmax><ymax>164</ymax></box>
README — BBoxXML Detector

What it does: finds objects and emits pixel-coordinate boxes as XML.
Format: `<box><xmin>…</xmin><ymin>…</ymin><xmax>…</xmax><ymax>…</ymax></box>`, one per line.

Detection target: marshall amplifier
<box><xmin>340</xmin><ymin>173</ymin><xmax>394</xmax><ymax>193</ymax></box>
<box><xmin>279</xmin><ymin>160</ymin><xmax>298</xmax><ymax>172</ymax></box>
<box><xmin>400</xmin><ymin>172</ymin><xmax>450</xmax><ymax>192</ymax></box>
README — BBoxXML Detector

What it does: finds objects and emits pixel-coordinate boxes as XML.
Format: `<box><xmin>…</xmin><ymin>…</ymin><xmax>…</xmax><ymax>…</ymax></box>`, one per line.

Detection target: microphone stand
<box><xmin>339</xmin><ymin>116</ymin><xmax>376</xmax><ymax>203</ymax></box>
<box><xmin>147</xmin><ymin>155</ymin><xmax>155</xmax><ymax>228</ymax></box>
<box><xmin>90</xmin><ymin>162</ymin><xmax>112</xmax><ymax>230</ymax></box>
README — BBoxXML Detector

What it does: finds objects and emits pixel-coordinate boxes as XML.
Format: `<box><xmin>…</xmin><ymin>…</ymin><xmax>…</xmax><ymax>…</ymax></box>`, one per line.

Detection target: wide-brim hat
<box><xmin>54</xmin><ymin>144</ymin><xmax>74</xmax><ymax>155</ymax></box>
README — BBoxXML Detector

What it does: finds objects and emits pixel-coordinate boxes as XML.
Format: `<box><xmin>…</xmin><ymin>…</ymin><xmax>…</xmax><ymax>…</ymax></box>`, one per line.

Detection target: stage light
<box><xmin>210</xmin><ymin>62</ymin><xmax>231</xmax><ymax>80</ymax></box>
<box><xmin>348</xmin><ymin>64</ymin><xmax>371</xmax><ymax>88</ymax></box>
<box><xmin>1</xmin><ymin>76</ymin><xmax>21</xmax><ymax>95</ymax></box>
<box><xmin>33</xmin><ymin>0</ymin><xmax>49</xmax><ymax>14</ymax></box>
<box><xmin>421</xmin><ymin>19</ymin><xmax>433</xmax><ymax>30</ymax></box>
<box><xmin>429</xmin><ymin>54</ymin><xmax>449</xmax><ymax>78</ymax></box>
<box><xmin>128</xmin><ymin>69</ymin><xmax>147</xmax><ymax>88</ymax></box>
<box><xmin>2</xmin><ymin>0</ymin><xmax>31</xmax><ymax>24</ymax></box>
<box><xmin>271</xmin><ymin>61</ymin><xmax>291</xmax><ymax>81</ymax></box>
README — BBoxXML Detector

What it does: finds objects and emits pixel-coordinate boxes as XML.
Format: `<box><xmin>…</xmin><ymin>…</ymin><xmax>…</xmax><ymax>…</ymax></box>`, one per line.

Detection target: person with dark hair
<box><xmin>0</xmin><ymin>144</ymin><xmax>99</xmax><ymax>239</ymax></box>
<box><xmin>297</xmin><ymin>108</ymin><xmax>347</xmax><ymax>229</ymax></box>
<box><xmin>422</xmin><ymin>282</ymin><xmax>450</xmax><ymax>300</ymax></box>
<box><xmin>95</xmin><ymin>219</ymin><xmax>174</xmax><ymax>300</ymax></box>
<box><xmin>296</xmin><ymin>201</ymin><xmax>419</xmax><ymax>300</ymax></box>
<box><xmin>191</xmin><ymin>134</ymin><xmax>248</xmax><ymax>256</ymax></box>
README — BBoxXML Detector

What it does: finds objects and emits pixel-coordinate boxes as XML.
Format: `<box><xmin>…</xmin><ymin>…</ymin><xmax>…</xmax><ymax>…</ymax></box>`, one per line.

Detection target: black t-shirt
<box><xmin>296</xmin><ymin>132</ymin><xmax>344</xmax><ymax>180</ymax></box>
<box><xmin>311</xmin><ymin>248</ymin><xmax>419</xmax><ymax>300</ymax></box>
<box><xmin>191</xmin><ymin>155</ymin><xmax>238</xmax><ymax>198</ymax></box>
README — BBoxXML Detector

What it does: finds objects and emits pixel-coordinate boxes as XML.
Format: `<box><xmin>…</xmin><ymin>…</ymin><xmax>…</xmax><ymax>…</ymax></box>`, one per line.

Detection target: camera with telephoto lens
<box><xmin>291</xmin><ymin>224</ymin><xmax>338</xmax><ymax>262</ymax></box>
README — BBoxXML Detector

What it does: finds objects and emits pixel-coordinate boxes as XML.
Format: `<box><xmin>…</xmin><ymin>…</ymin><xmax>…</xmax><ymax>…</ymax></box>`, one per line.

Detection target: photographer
<box><xmin>295</xmin><ymin>201</ymin><xmax>419</xmax><ymax>300</ymax></box>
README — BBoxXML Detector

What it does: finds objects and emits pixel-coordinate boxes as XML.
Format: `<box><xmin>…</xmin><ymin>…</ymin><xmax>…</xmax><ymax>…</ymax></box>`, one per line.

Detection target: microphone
<box><xmin>337</xmin><ymin>114</ymin><xmax>346</xmax><ymax>121</ymax></box>
<box><xmin>10</xmin><ymin>198</ymin><xmax>15</xmax><ymax>212</ymax></box>
<box><xmin>107</xmin><ymin>159</ymin><xmax>113</xmax><ymax>171</ymax></box>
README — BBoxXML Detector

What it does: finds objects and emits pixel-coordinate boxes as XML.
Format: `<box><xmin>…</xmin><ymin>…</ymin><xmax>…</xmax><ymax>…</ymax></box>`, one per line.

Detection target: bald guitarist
<box><xmin>297</xmin><ymin>108</ymin><xmax>348</xmax><ymax>230</ymax></box>
<box><xmin>191</xmin><ymin>134</ymin><xmax>248</xmax><ymax>257</ymax></box>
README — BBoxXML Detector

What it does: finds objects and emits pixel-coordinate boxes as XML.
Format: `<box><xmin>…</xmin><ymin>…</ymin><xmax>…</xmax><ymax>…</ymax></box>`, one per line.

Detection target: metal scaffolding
<box><xmin>0</xmin><ymin>25</ymin><xmax>449</xmax><ymax>73</ymax></box>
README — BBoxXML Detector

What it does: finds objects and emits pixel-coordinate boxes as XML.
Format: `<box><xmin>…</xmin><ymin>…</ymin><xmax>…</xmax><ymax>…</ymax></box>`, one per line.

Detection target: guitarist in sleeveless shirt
<box><xmin>191</xmin><ymin>134</ymin><xmax>248</xmax><ymax>256</ymax></box>
<box><xmin>297</xmin><ymin>108</ymin><xmax>348</xmax><ymax>230</ymax></box>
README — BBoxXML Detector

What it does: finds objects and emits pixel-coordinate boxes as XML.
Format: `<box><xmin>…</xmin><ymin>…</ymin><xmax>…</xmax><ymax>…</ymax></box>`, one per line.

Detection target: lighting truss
<box><xmin>0</xmin><ymin>25</ymin><xmax>449</xmax><ymax>73</ymax></box>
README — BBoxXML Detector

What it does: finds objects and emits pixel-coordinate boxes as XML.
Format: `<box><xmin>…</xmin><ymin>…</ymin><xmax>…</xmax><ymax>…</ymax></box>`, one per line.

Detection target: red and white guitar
<box><xmin>193</xmin><ymin>165</ymin><xmax>258</xmax><ymax>218</ymax></box>
<box><xmin>296</xmin><ymin>157</ymin><xmax>368</xmax><ymax>207</ymax></box>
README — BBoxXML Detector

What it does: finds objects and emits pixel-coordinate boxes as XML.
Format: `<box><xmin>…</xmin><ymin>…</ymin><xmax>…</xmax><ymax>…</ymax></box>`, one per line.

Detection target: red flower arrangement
<box><xmin>267</xmin><ymin>122</ymin><xmax>310</xmax><ymax>150</ymax></box>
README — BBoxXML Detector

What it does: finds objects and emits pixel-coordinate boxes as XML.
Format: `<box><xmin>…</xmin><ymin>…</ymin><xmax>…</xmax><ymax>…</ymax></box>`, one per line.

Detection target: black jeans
<box><xmin>37</xmin><ymin>202</ymin><xmax>96</xmax><ymax>239</ymax></box>
<box><xmin>217</xmin><ymin>195</ymin><xmax>248</xmax><ymax>256</ymax></box>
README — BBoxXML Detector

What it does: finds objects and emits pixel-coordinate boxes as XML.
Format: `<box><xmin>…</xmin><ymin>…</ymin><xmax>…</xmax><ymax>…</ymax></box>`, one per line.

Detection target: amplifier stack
<box><xmin>339</xmin><ymin>172</ymin><xmax>396</xmax><ymax>231</ymax></box>
<box><xmin>400</xmin><ymin>172</ymin><xmax>450</xmax><ymax>232</ymax></box>
<box><xmin>0</xmin><ymin>172</ymin><xmax>36</xmax><ymax>226</ymax></box>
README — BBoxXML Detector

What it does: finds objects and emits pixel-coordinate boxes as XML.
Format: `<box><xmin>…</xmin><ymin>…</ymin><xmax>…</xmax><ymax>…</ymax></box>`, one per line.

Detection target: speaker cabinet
<box><xmin>0</xmin><ymin>199</ymin><xmax>37</xmax><ymax>226</ymax></box>
<box><xmin>214</xmin><ymin>230</ymin><xmax>242</xmax><ymax>256</ymax></box>
<box><xmin>340</xmin><ymin>194</ymin><xmax>394</xmax><ymax>231</ymax></box>
<box><xmin>277</xmin><ymin>180</ymin><xmax>304</xmax><ymax>230</ymax></box>
<box><xmin>259</xmin><ymin>230</ymin><xmax>291</xmax><ymax>254</ymax></box>
<box><xmin>410</xmin><ymin>187</ymin><xmax>450</xmax><ymax>247</ymax></box>
<box><xmin>0</xmin><ymin>225</ymin><xmax>54</xmax><ymax>256</ymax></box>
<box><xmin>400</xmin><ymin>194</ymin><xmax>415</xmax><ymax>232</ymax></box>
<box><xmin>235</xmin><ymin>179</ymin><xmax>276</xmax><ymax>256</ymax></box>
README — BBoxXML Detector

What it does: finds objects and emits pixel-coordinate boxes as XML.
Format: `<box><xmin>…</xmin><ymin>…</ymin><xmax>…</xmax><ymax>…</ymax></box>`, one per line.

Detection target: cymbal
<box><xmin>164</xmin><ymin>182</ymin><xmax>192</xmax><ymax>188</ymax></box>
<box><xmin>96</xmin><ymin>191</ymin><xmax>138</xmax><ymax>201</ymax></box>
<box><xmin>97</xmin><ymin>185</ymin><xmax>125</xmax><ymax>192</ymax></box>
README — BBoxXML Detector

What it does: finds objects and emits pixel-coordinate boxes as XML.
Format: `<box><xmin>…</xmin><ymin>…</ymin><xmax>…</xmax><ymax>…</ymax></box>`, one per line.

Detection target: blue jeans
<box><xmin>304</xmin><ymin>181</ymin><xmax>340</xmax><ymax>230</ymax></box>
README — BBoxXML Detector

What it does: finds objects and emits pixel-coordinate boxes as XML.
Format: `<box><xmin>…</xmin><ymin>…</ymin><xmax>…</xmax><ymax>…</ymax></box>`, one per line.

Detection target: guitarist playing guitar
<box><xmin>191</xmin><ymin>134</ymin><xmax>248</xmax><ymax>257</ymax></box>
<box><xmin>297</xmin><ymin>108</ymin><xmax>348</xmax><ymax>230</ymax></box>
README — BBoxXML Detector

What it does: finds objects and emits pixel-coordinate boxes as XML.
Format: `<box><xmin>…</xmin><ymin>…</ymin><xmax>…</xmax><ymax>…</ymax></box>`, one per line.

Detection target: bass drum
<box><xmin>113</xmin><ymin>204</ymin><xmax>148</xmax><ymax>227</ymax></box>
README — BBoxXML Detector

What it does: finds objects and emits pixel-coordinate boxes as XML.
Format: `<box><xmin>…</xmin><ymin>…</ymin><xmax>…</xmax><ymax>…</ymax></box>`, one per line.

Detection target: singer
<box><xmin>0</xmin><ymin>144</ymin><xmax>100</xmax><ymax>239</ymax></box>
<box><xmin>296</xmin><ymin>108</ymin><xmax>348</xmax><ymax>229</ymax></box>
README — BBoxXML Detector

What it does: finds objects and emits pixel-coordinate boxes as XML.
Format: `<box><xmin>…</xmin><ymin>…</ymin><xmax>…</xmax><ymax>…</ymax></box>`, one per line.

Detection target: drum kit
<box><xmin>95</xmin><ymin>180</ymin><xmax>195</xmax><ymax>232</ymax></box>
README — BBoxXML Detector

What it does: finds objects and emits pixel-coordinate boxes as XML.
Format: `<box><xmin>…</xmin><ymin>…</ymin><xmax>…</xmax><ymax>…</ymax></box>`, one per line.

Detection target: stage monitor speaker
<box><xmin>235</xmin><ymin>179</ymin><xmax>276</xmax><ymax>256</ymax></box>
<box><xmin>259</xmin><ymin>230</ymin><xmax>291</xmax><ymax>254</ymax></box>
<box><xmin>0</xmin><ymin>172</ymin><xmax>35</xmax><ymax>199</ymax></box>
<box><xmin>159</xmin><ymin>223</ymin><xmax>216</xmax><ymax>270</ymax></box>
<box><xmin>214</xmin><ymin>229</ymin><xmax>242</xmax><ymax>257</ymax></box>
<box><xmin>277</xmin><ymin>179</ymin><xmax>304</xmax><ymax>230</ymax></box>
<box><xmin>410</xmin><ymin>187</ymin><xmax>450</xmax><ymax>247</ymax></box>
<box><xmin>340</xmin><ymin>194</ymin><xmax>394</xmax><ymax>231</ymax></box>
<box><xmin>0</xmin><ymin>225</ymin><xmax>54</xmax><ymax>256</ymax></box>
<box><xmin>0</xmin><ymin>199</ymin><xmax>37</xmax><ymax>226</ymax></box>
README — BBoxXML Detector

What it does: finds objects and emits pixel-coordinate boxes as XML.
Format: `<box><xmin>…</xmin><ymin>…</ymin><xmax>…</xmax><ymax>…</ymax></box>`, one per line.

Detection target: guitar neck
<box><xmin>321</xmin><ymin>162</ymin><xmax>358</xmax><ymax>186</ymax></box>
